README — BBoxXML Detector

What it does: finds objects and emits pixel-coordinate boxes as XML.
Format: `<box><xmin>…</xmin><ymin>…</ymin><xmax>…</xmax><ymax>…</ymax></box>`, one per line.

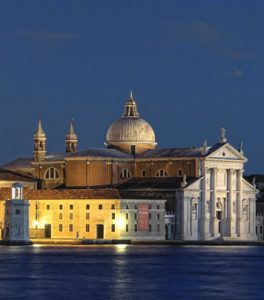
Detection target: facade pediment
<box><xmin>242</xmin><ymin>178</ymin><xmax>258</xmax><ymax>194</ymax></box>
<box><xmin>207</xmin><ymin>143</ymin><xmax>246</xmax><ymax>162</ymax></box>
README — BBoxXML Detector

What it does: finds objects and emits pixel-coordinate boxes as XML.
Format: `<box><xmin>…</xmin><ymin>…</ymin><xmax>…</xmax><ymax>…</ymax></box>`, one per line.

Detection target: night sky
<box><xmin>0</xmin><ymin>1</ymin><xmax>263</xmax><ymax>174</ymax></box>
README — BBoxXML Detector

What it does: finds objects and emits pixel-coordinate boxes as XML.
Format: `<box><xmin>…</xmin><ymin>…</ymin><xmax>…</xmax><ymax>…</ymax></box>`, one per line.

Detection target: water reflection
<box><xmin>0</xmin><ymin>245</ymin><xmax>263</xmax><ymax>299</ymax></box>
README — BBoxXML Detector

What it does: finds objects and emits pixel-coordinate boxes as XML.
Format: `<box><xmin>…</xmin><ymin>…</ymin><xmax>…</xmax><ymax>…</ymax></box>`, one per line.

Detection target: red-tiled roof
<box><xmin>0</xmin><ymin>188</ymin><xmax>120</xmax><ymax>200</ymax></box>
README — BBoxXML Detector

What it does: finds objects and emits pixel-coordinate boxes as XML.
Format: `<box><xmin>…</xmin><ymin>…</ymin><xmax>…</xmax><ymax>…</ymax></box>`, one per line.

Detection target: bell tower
<box><xmin>34</xmin><ymin>119</ymin><xmax>46</xmax><ymax>162</ymax></box>
<box><xmin>65</xmin><ymin>120</ymin><xmax>78</xmax><ymax>153</ymax></box>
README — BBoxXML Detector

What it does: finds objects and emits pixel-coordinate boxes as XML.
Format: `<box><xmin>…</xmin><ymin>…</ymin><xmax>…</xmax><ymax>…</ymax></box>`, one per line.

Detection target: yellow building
<box><xmin>0</xmin><ymin>186</ymin><xmax>166</xmax><ymax>241</ymax></box>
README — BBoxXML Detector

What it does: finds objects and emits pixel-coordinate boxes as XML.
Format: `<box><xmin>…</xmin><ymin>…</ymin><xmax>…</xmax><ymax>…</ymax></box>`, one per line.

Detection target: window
<box><xmin>157</xmin><ymin>224</ymin><xmax>160</xmax><ymax>232</ymax></box>
<box><xmin>59</xmin><ymin>213</ymin><xmax>63</xmax><ymax>220</ymax></box>
<box><xmin>69</xmin><ymin>224</ymin><xmax>73</xmax><ymax>232</ymax></box>
<box><xmin>112</xmin><ymin>213</ymin><xmax>115</xmax><ymax>220</ymax></box>
<box><xmin>126</xmin><ymin>224</ymin><xmax>129</xmax><ymax>232</ymax></box>
<box><xmin>135</xmin><ymin>205</ymin><xmax>137</xmax><ymax>209</ymax></box>
<box><xmin>126</xmin><ymin>213</ymin><xmax>128</xmax><ymax>220</ymax></box>
<box><xmin>178</xmin><ymin>169</ymin><xmax>183</xmax><ymax>177</ymax></box>
<box><xmin>111</xmin><ymin>204</ymin><xmax>115</xmax><ymax>210</ymax></box>
<box><xmin>157</xmin><ymin>213</ymin><xmax>160</xmax><ymax>220</ymax></box>
<box><xmin>46</xmin><ymin>204</ymin><xmax>50</xmax><ymax>210</ymax></box>
<box><xmin>59</xmin><ymin>224</ymin><xmax>63</xmax><ymax>232</ymax></box>
<box><xmin>98</xmin><ymin>204</ymin><xmax>103</xmax><ymax>210</ymax></box>
<box><xmin>86</xmin><ymin>213</ymin><xmax>89</xmax><ymax>220</ymax></box>
<box><xmin>44</xmin><ymin>167</ymin><xmax>60</xmax><ymax>179</ymax></box>
<box><xmin>135</xmin><ymin>213</ymin><xmax>137</xmax><ymax>220</ymax></box>
<box><xmin>126</xmin><ymin>204</ymin><xmax>129</xmax><ymax>209</ymax></box>
<box><xmin>149</xmin><ymin>213</ymin><xmax>152</xmax><ymax>220</ymax></box>
<box><xmin>261</xmin><ymin>226</ymin><xmax>263</xmax><ymax>234</ymax></box>
<box><xmin>69</xmin><ymin>213</ymin><xmax>73</xmax><ymax>220</ymax></box>
<box><xmin>155</xmin><ymin>169</ymin><xmax>168</xmax><ymax>177</ymax></box>
<box><xmin>157</xmin><ymin>205</ymin><xmax>160</xmax><ymax>210</ymax></box>
<box><xmin>86</xmin><ymin>204</ymin><xmax>90</xmax><ymax>210</ymax></box>
<box><xmin>149</xmin><ymin>205</ymin><xmax>152</xmax><ymax>209</ymax></box>
<box><xmin>134</xmin><ymin>224</ymin><xmax>137</xmax><ymax>232</ymax></box>
<box><xmin>120</xmin><ymin>169</ymin><xmax>131</xmax><ymax>179</ymax></box>
<box><xmin>69</xmin><ymin>204</ymin><xmax>73</xmax><ymax>210</ymax></box>
<box><xmin>141</xmin><ymin>170</ymin><xmax>146</xmax><ymax>177</ymax></box>
<box><xmin>130</xmin><ymin>145</ymin><xmax>136</xmax><ymax>155</ymax></box>
<box><xmin>149</xmin><ymin>224</ymin><xmax>152</xmax><ymax>232</ymax></box>
<box><xmin>15</xmin><ymin>209</ymin><xmax>21</xmax><ymax>215</ymax></box>
<box><xmin>59</xmin><ymin>204</ymin><xmax>63</xmax><ymax>210</ymax></box>
<box><xmin>86</xmin><ymin>224</ymin><xmax>90</xmax><ymax>232</ymax></box>
<box><xmin>111</xmin><ymin>224</ymin><xmax>115</xmax><ymax>232</ymax></box>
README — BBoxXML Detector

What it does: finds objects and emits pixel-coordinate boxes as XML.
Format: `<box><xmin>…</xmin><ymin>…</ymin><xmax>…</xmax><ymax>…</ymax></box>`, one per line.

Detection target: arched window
<box><xmin>155</xmin><ymin>169</ymin><xmax>168</xmax><ymax>177</ymax></box>
<box><xmin>120</xmin><ymin>169</ymin><xmax>131</xmax><ymax>179</ymax></box>
<box><xmin>45</xmin><ymin>167</ymin><xmax>60</xmax><ymax>179</ymax></box>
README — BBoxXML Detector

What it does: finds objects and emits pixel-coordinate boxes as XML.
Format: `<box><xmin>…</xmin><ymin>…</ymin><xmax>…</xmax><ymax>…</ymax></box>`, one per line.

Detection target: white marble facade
<box><xmin>176</xmin><ymin>142</ymin><xmax>257</xmax><ymax>241</ymax></box>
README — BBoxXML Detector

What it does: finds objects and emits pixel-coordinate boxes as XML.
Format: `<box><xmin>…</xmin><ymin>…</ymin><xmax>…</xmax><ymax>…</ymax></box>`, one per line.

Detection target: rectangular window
<box><xmin>59</xmin><ymin>224</ymin><xmax>63</xmax><ymax>232</ymax></box>
<box><xmin>69</xmin><ymin>213</ymin><xmax>73</xmax><ymax>220</ymax></box>
<box><xmin>112</xmin><ymin>213</ymin><xmax>115</xmax><ymax>220</ymax></box>
<box><xmin>69</xmin><ymin>204</ymin><xmax>73</xmax><ymax>210</ymax></box>
<box><xmin>178</xmin><ymin>169</ymin><xmax>183</xmax><ymax>177</ymax></box>
<box><xmin>86</xmin><ymin>224</ymin><xmax>90</xmax><ymax>232</ymax></box>
<box><xmin>46</xmin><ymin>204</ymin><xmax>50</xmax><ymax>210</ymax></box>
<box><xmin>157</xmin><ymin>213</ymin><xmax>160</xmax><ymax>220</ymax></box>
<box><xmin>59</xmin><ymin>213</ymin><xmax>63</xmax><ymax>220</ymax></box>
<box><xmin>126</xmin><ymin>213</ymin><xmax>128</xmax><ymax>220</ymax></box>
<box><xmin>111</xmin><ymin>204</ymin><xmax>115</xmax><ymax>209</ymax></box>
<box><xmin>69</xmin><ymin>224</ymin><xmax>73</xmax><ymax>232</ymax></box>
<box><xmin>261</xmin><ymin>226</ymin><xmax>263</xmax><ymax>234</ymax></box>
<box><xmin>86</xmin><ymin>204</ymin><xmax>90</xmax><ymax>210</ymax></box>
<box><xmin>126</xmin><ymin>204</ymin><xmax>129</xmax><ymax>209</ymax></box>
<box><xmin>98</xmin><ymin>204</ymin><xmax>103</xmax><ymax>210</ymax></box>
<box><xmin>126</xmin><ymin>224</ymin><xmax>129</xmax><ymax>232</ymax></box>
<box><xmin>135</xmin><ymin>205</ymin><xmax>137</xmax><ymax>209</ymax></box>
<box><xmin>135</xmin><ymin>213</ymin><xmax>137</xmax><ymax>220</ymax></box>
<box><xmin>86</xmin><ymin>213</ymin><xmax>90</xmax><ymax>220</ymax></box>
<box><xmin>111</xmin><ymin>224</ymin><xmax>115</xmax><ymax>232</ymax></box>
<box><xmin>15</xmin><ymin>209</ymin><xmax>21</xmax><ymax>215</ymax></box>
<box><xmin>149</xmin><ymin>224</ymin><xmax>152</xmax><ymax>232</ymax></box>
<box><xmin>157</xmin><ymin>205</ymin><xmax>160</xmax><ymax>210</ymax></box>
<box><xmin>157</xmin><ymin>224</ymin><xmax>160</xmax><ymax>232</ymax></box>
<box><xmin>149</xmin><ymin>213</ymin><xmax>151</xmax><ymax>220</ymax></box>
<box><xmin>142</xmin><ymin>170</ymin><xmax>146</xmax><ymax>177</ymax></box>
<box><xmin>134</xmin><ymin>224</ymin><xmax>137</xmax><ymax>232</ymax></box>
<box><xmin>59</xmin><ymin>204</ymin><xmax>63</xmax><ymax>210</ymax></box>
<box><xmin>149</xmin><ymin>205</ymin><xmax>152</xmax><ymax>209</ymax></box>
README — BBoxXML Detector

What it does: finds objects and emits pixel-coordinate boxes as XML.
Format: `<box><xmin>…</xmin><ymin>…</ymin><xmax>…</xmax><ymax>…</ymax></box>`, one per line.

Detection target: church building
<box><xmin>0</xmin><ymin>92</ymin><xmax>257</xmax><ymax>241</ymax></box>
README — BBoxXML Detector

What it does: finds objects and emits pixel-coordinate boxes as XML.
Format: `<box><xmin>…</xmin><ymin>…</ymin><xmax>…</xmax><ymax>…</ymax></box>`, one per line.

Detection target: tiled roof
<box><xmin>0</xmin><ymin>188</ymin><xmax>120</xmax><ymax>200</ymax></box>
<box><xmin>116</xmin><ymin>177</ymin><xmax>196</xmax><ymax>190</ymax></box>
<box><xmin>67</xmin><ymin>148</ymin><xmax>132</xmax><ymax>159</ymax></box>
<box><xmin>0</xmin><ymin>158</ymin><xmax>33</xmax><ymax>170</ymax></box>
<box><xmin>0</xmin><ymin>169</ymin><xmax>35</xmax><ymax>182</ymax></box>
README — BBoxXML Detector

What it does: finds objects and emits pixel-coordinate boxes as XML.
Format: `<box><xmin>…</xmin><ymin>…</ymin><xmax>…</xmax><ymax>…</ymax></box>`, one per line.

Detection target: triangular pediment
<box><xmin>184</xmin><ymin>177</ymin><xmax>202</xmax><ymax>190</ymax></box>
<box><xmin>207</xmin><ymin>143</ymin><xmax>246</xmax><ymax>161</ymax></box>
<box><xmin>242</xmin><ymin>178</ymin><xmax>258</xmax><ymax>193</ymax></box>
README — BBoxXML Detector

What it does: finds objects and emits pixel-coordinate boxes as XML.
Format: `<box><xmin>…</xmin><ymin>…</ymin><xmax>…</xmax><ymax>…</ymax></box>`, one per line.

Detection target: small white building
<box><xmin>176</xmin><ymin>132</ymin><xmax>257</xmax><ymax>241</ymax></box>
<box><xmin>3</xmin><ymin>183</ymin><xmax>31</xmax><ymax>243</ymax></box>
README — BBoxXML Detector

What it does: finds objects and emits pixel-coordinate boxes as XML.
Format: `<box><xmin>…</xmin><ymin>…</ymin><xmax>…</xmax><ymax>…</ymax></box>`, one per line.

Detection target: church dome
<box><xmin>105</xmin><ymin>92</ymin><xmax>156</xmax><ymax>154</ymax></box>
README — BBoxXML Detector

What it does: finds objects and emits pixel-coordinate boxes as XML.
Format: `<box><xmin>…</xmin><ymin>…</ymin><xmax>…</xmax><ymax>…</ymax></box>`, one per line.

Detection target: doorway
<box><xmin>97</xmin><ymin>224</ymin><xmax>104</xmax><ymax>239</ymax></box>
<box><xmin>45</xmin><ymin>224</ymin><xmax>51</xmax><ymax>238</ymax></box>
<box><xmin>216</xmin><ymin>211</ymin><xmax>222</xmax><ymax>234</ymax></box>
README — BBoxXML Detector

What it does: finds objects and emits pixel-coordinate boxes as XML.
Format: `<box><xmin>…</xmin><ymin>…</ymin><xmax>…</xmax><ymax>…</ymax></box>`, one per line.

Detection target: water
<box><xmin>0</xmin><ymin>245</ymin><xmax>263</xmax><ymax>300</ymax></box>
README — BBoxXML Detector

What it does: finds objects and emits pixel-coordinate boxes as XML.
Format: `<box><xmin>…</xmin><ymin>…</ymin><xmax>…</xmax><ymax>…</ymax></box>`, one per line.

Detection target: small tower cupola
<box><xmin>65</xmin><ymin>120</ymin><xmax>78</xmax><ymax>153</ymax></box>
<box><xmin>33</xmin><ymin>119</ymin><xmax>46</xmax><ymax>162</ymax></box>
<box><xmin>123</xmin><ymin>91</ymin><xmax>139</xmax><ymax>118</ymax></box>
<box><xmin>12</xmin><ymin>182</ymin><xmax>23</xmax><ymax>200</ymax></box>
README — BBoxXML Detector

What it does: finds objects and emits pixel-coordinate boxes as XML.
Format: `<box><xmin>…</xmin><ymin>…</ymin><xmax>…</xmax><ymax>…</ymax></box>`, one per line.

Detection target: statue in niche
<box><xmin>216</xmin><ymin>199</ymin><xmax>222</xmax><ymax>210</ymax></box>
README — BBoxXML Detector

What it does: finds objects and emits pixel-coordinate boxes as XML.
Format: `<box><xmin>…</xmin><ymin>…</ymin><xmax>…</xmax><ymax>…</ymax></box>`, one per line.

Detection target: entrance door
<box><xmin>216</xmin><ymin>211</ymin><xmax>222</xmax><ymax>234</ymax></box>
<box><xmin>45</xmin><ymin>224</ymin><xmax>51</xmax><ymax>238</ymax></box>
<box><xmin>97</xmin><ymin>224</ymin><xmax>104</xmax><ymax>239</ymax></box>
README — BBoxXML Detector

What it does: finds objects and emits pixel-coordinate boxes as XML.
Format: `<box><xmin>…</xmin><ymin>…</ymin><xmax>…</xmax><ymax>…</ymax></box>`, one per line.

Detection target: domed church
<box><xmin>1</xmin><ymin>92</ymin><xmax>257</xmax><ymax>241</ymax></box>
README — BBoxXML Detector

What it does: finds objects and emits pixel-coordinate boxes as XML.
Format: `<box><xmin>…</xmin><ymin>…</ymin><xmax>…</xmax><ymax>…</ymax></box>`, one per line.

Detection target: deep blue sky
<box><xmin>0</xmin><ymin>1</ymin><xmax>263</xmax><ymax>174</ymax></box>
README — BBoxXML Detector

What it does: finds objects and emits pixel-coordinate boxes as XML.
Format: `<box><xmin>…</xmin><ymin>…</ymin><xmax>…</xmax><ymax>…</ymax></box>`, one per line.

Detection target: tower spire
<box><xmin>65</xmin><ymin>119</ymin><xmax>78</xmax><ymax>153</ymax></box>
<box><xmin>33</xmin><ymin>118</ymin><xmax>46</xmax><ymax>161</ymax></box>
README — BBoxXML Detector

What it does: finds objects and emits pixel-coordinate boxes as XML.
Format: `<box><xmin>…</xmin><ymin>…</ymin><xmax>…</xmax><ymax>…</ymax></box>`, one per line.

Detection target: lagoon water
<box><xmin>0</xmin><ymin>245</ymin><xmax>263</xmax><ymax>299</ymax></box>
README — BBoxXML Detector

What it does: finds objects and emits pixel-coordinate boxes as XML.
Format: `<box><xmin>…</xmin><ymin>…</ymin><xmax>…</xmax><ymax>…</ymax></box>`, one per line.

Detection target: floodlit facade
<box><xmin>0</xmin><ymin>92</ymin><xmax>258</xmax><ymax>241</ymax></box>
